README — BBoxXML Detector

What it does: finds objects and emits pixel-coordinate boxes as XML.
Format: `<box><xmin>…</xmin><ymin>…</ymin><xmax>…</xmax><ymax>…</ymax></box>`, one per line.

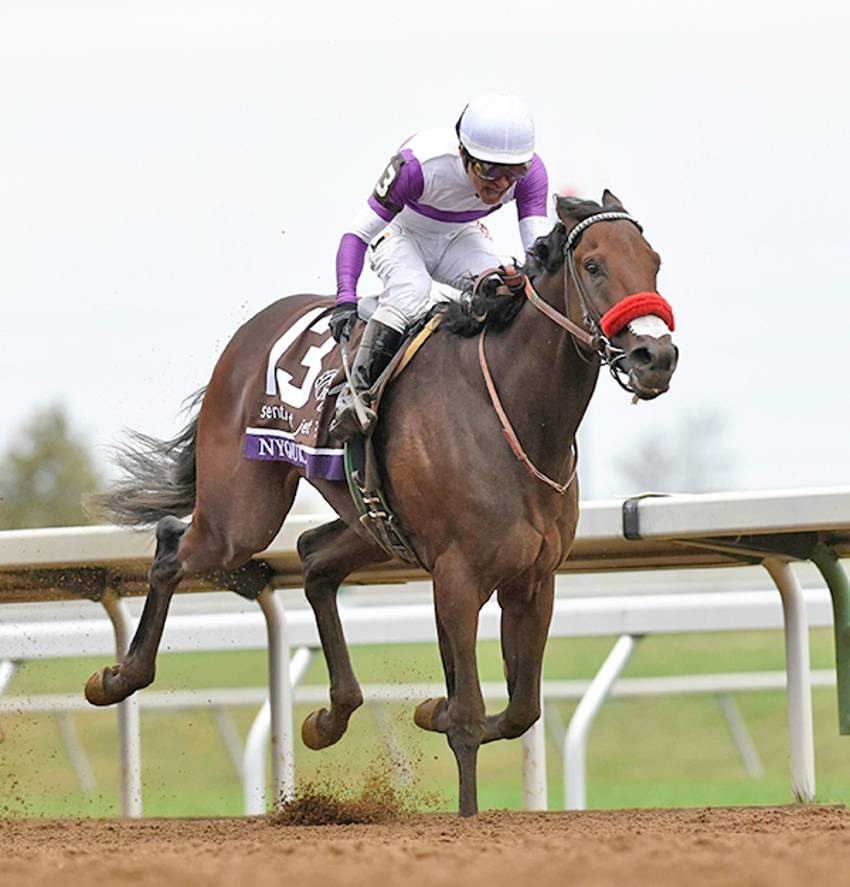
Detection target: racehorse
<box><xmin>86</xmin><ymin>191</ymin><xmax>678</xmax><ymax>816</ymax></box>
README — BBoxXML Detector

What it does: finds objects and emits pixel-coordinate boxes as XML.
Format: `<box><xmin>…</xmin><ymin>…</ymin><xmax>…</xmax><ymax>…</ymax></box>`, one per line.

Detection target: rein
<box><xmin>523</xmin><ymin>277</ymin><xmax>596</xmax><ymax>350</ymax></box>
<box><xmin>478</xmin><ymin>329</ymin><xmax>576</xmax><ymax>495</ymax></box>
<box><xmin>477</xmin><ymin>210</ymin><xmax>673</xmax><ymax>494</ymax></box>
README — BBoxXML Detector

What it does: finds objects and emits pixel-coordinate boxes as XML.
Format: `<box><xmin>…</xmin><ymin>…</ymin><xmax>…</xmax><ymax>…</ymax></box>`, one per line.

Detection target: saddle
<box><xmin>243</xmin><ymin>296</ymin><xmax>441</xmax><ymax>564</ymax></box>
<box><xmin>245</xmin><ymin>264</ymin><xmax>522</xmax><ymax>567</ymax></box>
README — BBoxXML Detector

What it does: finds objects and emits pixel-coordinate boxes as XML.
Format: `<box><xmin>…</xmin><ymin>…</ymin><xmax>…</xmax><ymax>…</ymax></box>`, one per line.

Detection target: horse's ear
<box><xmin>553</xmin><ymin>193</ymin><xmax>586</xmax><ymax>224</ymax></box>
<box><xmin>601</xmin><ymin>189</ymin><xmax>626</xmax><ymax>211</ymax></box>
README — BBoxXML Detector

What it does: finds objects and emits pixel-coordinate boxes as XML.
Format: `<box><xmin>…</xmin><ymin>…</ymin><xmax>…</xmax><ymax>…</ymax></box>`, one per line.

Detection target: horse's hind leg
<box><xmin>298</xmin><ymin>519</ymin><xmax>389</xmax><ymax>749</ymax></box>
<box><xmin>86</xmin><ymin>514</ymin><xmax>189</xmax><ymax>704</ymax></box>
<box><xmin>482</xmin><ymin>573</ymin><xmax>555</xmax><ymax>743</ymax></box>
<box><xmin>85</xmin><ymin>463</ymin><xmax>299</xmax><ymax>706</ymax></box>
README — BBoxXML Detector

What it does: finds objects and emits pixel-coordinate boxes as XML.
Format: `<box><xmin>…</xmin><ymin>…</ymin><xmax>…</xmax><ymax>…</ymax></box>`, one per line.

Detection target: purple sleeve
<box><xmin>335</xmin><ymin>233</ymin><xmax>368</xmax><ymax>304</ymax></box>
<box><xmin>335</xmin><ymin>148</ymin><xmax>425</xmax><ymax>302</ymax></box>
<box><xmin>366</xmin><ymin>148</ymin><xmax>424</xmax><ymax>221</ymax></box>
<box><xmin>515</xmin><ymin>154</ymin><xmax>548</xmax><ymax>220</ymax></box>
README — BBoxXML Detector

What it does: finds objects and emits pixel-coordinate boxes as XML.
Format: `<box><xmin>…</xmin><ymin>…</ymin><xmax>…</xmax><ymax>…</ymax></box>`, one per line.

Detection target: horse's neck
<box><xmin>488</xmin><ymin>272</ymin><xmax>599</xmax><ymax>476</ymax></box>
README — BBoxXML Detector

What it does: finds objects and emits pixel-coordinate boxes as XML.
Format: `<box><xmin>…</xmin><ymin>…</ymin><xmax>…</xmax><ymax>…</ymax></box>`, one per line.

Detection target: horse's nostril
<box><xmin>630</xmin><ymin>342</ymin><xmax>677</xmax><ymax>373</ymax></box>
<box><xmin>630</xmin><ymin>347</ymin><xmax>653</xmax><ymax>369</ymax></box>
<box><xmin>655</xmin><ymin>344</ymin><xmax>676</xmax><ymax>372</ymax></box>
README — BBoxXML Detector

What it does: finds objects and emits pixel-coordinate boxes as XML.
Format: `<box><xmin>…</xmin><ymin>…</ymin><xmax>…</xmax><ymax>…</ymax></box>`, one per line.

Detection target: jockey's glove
<box><xmin>329</xmin><ymin>301</ymin><xmax>358</xmax><ymax>343</ymax></box>
<box><xmin>498</xmin><ymin>263</ymin><xmax>526</xmax><ymax>294</ymax></box>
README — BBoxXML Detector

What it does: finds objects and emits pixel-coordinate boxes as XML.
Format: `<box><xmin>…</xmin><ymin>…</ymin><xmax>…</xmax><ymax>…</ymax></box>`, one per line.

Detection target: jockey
<box><xmin>329</xmin><ymin>91</ymin><xmax>551</xmax><ymax>440</ymax></box>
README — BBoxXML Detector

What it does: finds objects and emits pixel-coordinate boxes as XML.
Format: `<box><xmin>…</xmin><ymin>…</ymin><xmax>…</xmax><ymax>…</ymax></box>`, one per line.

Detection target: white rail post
<box><xmin>0</xmin><ymin>659</ymin><xmax>16</xmax><ymax>694</ymax></box>
<box><xmin>256</xmin><ymin>586</ymin><xmax>295</xmax><ymax>807</ymax></box>
<box><xmin>564</xmin><ymin>634</ymin><xmax>640</xmax><ymax>810</ymax></box>
<box><xmin>243</xmin><ymin>646</ymin><xmax>313</xmax><ymax>815</ymax></box>
<box><xmin>243</xmin><ymin>700</ymin><xmax>272</xmax><ymax>816</ymax></box>
<box><xmin>716</xmin><ymin>693</ymin><xmax>765</xmax><ymax>778</ymax></box>
<box><xmin>522</xmin><ymin>683</ymin><xmax>548</xmax><ymax>810</ymax></box>
<box><xmin>763</xmin><ymin>558</ymin><xmax>815</xmax><ymax>801</ymax></box>
<box><xmin>0</xmin><ymin>659</ymin><xmax>15</xmax><ymax>745</ymax></box>
<box><xmin>55</xmin><ymin>712</ymin><xmax>98</xmax><ymax>791</ymax></box>
<box><xmin>100</xmin><ymin>588</ymin><xmax>142</xmax><ymax>817</ymax></box>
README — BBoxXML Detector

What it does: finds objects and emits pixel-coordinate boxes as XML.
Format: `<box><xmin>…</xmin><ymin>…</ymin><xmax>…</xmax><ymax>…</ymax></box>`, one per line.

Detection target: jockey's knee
<box><xmin>375</xmin><ymin>270</ymin><xmax>432</xmax><ymax>331</ymax></box>
<box><xmin>371</xmin><ymin>301</ymin><xmax>419</xmax><ymax>334</ymax></box>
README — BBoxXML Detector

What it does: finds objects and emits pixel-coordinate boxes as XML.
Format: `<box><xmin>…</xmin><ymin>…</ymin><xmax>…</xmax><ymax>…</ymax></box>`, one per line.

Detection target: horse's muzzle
<box><xmin>624</xmin><ymin>335</ymin><xmax>679</xmax><ymax>400</ymax></box>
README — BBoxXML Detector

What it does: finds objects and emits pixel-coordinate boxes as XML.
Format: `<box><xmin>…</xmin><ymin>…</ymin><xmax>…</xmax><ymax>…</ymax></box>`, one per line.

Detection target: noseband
<box><xmin>525</xmin><ymin>211</ymin><xmax>674</xmax><ymax>394</ymax></box>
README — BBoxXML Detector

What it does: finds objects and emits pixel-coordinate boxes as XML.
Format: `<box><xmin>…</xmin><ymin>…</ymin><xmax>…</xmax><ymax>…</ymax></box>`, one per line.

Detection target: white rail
<box><xmin>2</xmin><ymin>669</ymin><xmax>839</xmax><ymax>809</ymax></box>
<box><xmin>3</xmin><ymin>486</ymin><xmax>850</xmax><ymax>814</ymax></box>
<box><xmin>0</xmin><ymin>587</ymin><xmax>836</xmax><ymax>812</ymax></box>
<box><xmin>0</xmin><ymin>589</ymin><xmax>835</xmax><ymax>659</ymax></box>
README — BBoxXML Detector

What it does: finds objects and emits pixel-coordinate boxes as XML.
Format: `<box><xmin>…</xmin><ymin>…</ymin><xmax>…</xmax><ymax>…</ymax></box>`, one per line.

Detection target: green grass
<box><xmin>2</xmin><ymin>627</ymin><xmax>849</xmax><ymax>816</ymax></box>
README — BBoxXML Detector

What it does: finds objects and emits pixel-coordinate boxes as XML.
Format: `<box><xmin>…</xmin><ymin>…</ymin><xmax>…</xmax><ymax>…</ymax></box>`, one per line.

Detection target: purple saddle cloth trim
<box><xmin>244</xmin><ymin>428</ymin><xmax>344</xmax><ymax>481</ymax></box>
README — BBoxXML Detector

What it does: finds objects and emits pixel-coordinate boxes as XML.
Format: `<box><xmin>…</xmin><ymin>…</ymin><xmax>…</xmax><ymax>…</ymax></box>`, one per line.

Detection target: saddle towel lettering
<box><xmin>243</xmin><ymin>300</ymin><xmax>347</xmax><ymax>480</ymax></box>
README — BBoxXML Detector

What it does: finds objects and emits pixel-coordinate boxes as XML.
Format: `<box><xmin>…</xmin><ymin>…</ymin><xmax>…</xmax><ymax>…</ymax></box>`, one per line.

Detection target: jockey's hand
<box><xmin>498</xmin><ymin>263</ymin><xmax>526</xmax><ymax>294</ymax></box>
<box><xmin>329</xmin><ymin>301</ymin><xmax>358</xmax><ymax>343</ymax></box>
<box><xmin>476</xmin><ymin>264</ymin><xmax>526</xmax><ymax>301</ymax></box>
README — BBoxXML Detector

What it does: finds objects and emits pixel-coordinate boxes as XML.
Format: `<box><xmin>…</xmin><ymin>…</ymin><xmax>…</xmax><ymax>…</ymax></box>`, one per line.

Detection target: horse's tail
<box><xmin>85</xmin><ymin>388</ymin><xmax>205</xmax><ymax>528</ymax></box>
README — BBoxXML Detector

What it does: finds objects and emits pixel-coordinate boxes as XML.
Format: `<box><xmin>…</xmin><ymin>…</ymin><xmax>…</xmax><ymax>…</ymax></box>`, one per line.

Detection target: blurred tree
<box><xmin>615</xmin><ymin>409</ymin><xmax>737</xmax><ymax>494</ymax></box>
<box><xmin>0</xmin><ymin>405</ymin><xmax>102</xmax><ymax>529</ymax></box>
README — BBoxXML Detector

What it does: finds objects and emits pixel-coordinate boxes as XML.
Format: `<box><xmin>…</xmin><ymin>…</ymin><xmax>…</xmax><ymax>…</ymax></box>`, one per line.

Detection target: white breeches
<box><xmin>368</xmin><ymin>221</ymin><xmax>505</xmax><ymax>333</ymax></box>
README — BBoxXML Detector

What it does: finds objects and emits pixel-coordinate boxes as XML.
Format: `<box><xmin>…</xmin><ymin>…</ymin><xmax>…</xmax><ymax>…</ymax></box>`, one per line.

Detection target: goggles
<box><xmin>468</xmin><ymin>156</ymin><xmax>531</xmax><ymax>183</ymax></box>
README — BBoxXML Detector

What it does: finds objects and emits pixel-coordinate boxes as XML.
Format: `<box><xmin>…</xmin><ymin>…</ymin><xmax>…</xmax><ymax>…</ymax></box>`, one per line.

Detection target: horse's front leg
<box><xmin>415</xmin><ymin>557</ymin><xmax>487</xmax><ymax>816</ymax></box>
<box><xmin>298</xmin><ymin>519</ymin><xmax>389</xmax><ymax>749</ymax></box>
<box><xmin>413</xmin><ymin>611</ymin><xmax>456</xmax><ymax>731</ymax></box>
<box><xmin>482</xmin><ymin>572</ymin><xmax>555</xmax><ymax>743</ymax></box>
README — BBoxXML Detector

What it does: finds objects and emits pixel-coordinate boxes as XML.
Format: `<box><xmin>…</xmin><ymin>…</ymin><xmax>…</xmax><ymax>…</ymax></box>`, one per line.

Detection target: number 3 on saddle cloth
<box><xmin>243</xmin><ymin>299</ymin><xmax>440</xmax><ymax>566</ymax></box>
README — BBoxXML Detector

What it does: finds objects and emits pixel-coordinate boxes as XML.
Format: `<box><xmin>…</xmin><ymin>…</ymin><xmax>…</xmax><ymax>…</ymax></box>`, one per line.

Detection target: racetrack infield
<box><xmin>3</xmin><ymin>806</ymin><xmax>850</xmax><ymax>887</ymax></box>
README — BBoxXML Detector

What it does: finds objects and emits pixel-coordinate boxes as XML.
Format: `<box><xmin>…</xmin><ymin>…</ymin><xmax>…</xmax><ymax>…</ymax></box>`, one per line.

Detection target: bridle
<box><xmin>477</xmin><ymin>210</ymin><xmax>675</xmax><ymax>495</ymax></box>
<box><xmin>526</xmin><ymin>210</ymin><xmax>653</xmax><ymax>394</ymax></box>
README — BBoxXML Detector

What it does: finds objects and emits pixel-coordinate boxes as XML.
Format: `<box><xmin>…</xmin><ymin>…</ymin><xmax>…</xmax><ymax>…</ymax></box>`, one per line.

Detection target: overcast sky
<box><xmin>1</xmin><ymin>0</ymin><xmax>848</xmax><ymax>509</ymax></box>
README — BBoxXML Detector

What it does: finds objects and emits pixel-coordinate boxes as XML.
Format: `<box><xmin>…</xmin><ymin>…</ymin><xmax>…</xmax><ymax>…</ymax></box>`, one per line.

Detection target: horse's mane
<box><xmin>439</xmin><ymin>198</ymin><xmax>605</xmax><ymax>337</ymax></box>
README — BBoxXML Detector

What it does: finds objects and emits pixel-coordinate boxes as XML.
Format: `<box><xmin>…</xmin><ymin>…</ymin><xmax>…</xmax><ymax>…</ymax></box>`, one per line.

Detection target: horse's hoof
<box><xmin>84</xmin><ymin>665</ymin><xmax>123</xmax><ymax>706</ymax></box>
<box><xmin>414</xmin><ymin>697</ymin><xmax>446</xmax><ymax>732</ymax></box>
<box><xmin>301</xmin><ymin>709</ymin><xmax>335</xmax><ymax>750</ymax></box>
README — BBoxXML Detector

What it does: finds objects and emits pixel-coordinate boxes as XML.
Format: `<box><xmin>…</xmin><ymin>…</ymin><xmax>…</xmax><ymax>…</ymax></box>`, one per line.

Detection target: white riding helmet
<box><xmin>458</xmin><ymin>92</ymin><xmax>535</xmax><ymax>164</ymax></box>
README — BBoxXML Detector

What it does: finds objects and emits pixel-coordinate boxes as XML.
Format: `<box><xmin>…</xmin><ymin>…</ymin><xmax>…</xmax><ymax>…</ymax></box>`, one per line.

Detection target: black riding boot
<box><xmin>331</xmin><ymin>319</ymin><xmax>404</xmax><ymax>441</ymax></box>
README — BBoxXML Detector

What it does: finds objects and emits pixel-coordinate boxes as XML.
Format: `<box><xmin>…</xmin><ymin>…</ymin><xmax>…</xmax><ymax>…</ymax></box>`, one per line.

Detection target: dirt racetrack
<box><xmin>3</xmin><ymin>805</ymin><xmax>850</xmax><ymax>887</ymax></box>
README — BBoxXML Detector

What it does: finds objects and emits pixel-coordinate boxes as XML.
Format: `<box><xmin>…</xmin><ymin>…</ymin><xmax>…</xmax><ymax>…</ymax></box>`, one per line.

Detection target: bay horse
<box><xmin>87</xmin><ymin>191</ymin><xmax>678</xmax><ymax>816</ymax></box>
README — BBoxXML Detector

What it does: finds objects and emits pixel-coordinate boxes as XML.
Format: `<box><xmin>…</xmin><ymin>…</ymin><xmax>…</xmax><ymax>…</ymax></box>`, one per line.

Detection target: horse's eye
<box><xmin>584</xmin><ymin>260</ymin><xmax>600</xmax><ymax>276</ymax></box>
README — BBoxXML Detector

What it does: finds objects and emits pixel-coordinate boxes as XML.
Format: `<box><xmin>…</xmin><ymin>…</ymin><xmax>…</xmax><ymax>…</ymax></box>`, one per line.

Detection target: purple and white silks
<box><xmin>335</xmin><ymin>128</ymin><xmax>549</xmax><ymax>303</ymax></box>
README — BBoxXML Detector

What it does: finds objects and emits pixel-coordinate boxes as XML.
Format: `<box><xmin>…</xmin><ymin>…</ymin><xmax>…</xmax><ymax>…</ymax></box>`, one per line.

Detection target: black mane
<box><xmin>440</xmin><ymin>197</ymin><xmax>606</xmax><ymax>337</ymax></box>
